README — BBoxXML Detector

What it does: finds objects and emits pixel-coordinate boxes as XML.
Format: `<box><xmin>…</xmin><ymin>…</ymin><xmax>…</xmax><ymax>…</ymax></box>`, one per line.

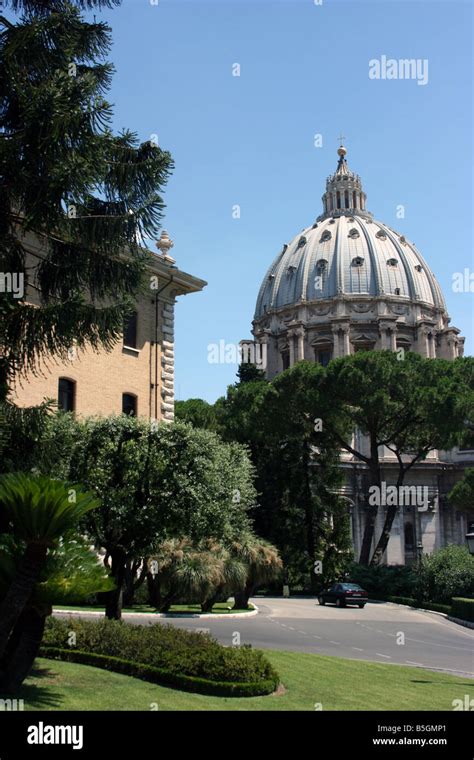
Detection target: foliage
<box><xmin>414</xmin><ymin>545</ymin><xmax>474</xmax><ymax>604</ymax></box>
<box><xmin>0</xmin><ymin>473</ymin><xmax>102</xmax><ymax>690</ymax></box>
<box><xmin>42</xmin><ymin>617</ymin><xmax>279</xmax><ymax>693</ymax></box>
<box><xmin>39</xmin><ymin>648</ymin><xmax>278</xmax><ymax>698</ymax></box>
<box><xmin>0</xmin><ymin>534</ymin><xmax>112</xmax><ymax>607</ymax></box>
<box><xmin>0</xmin><ymin>472</ymin><xmax>98</xmax><ymax>543</ymax></box>
<box><xmin>348</xmin><ymin>563</ymin><xmax>417</xmax><ymax>598</ymax></box>
<box><xmin>36</xmin><ymin>414</ymin><xmax>256</xmax><ymax>617</ymax></box>
<box><xmin>0</xmin><ymin>401</ymin><xmax>54</xmax><ymax>474</ymax></box>
<box><xmin>0</xmin><ymin>0</ymin><xmax>173</xmax><ymax>398</ymax></box>
<box><xmin>451</xmin><ymin>597</ymin><xmax>474</xmax><ymax>623</ymax></box>
<box><xmin>148</xmin><ymin>538</ymin><xmax>225</xmax><ymax>612</ymax></box>
<box><xmin>448</xmin><ymin>469</ymin><xmax>474</xmax><ymax>512</ymax></box>
<box><xmin>174</xmin><ymin>399</ymin><xmax>220</xmax><ymax>432</ymax></box>
<box><xmin>216</xmin><ymin>362</ymin><xmax>352</xmax><ymax>588</ymax></box>
<box><xmin>321</xmin><ymin>353</ymin><xmax>473</xmax><ymax>565</ymax></box>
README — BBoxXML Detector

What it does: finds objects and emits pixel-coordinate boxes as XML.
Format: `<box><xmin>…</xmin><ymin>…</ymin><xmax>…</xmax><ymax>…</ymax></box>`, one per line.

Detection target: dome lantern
<box><xmin>321</xmin><ymin>145</ymin><xmax>369</xmax><ymax>218</ymax></box>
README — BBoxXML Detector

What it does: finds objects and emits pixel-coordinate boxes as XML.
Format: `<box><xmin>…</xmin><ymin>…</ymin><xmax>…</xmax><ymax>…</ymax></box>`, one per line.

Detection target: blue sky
<box><xmin>92</xmin><ymin>0</ymin><xmax>472</xmax><ymax>401</ymax></box>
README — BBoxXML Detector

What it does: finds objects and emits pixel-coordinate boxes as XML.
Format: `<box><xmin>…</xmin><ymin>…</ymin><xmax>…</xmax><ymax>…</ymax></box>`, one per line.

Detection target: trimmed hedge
<box><xmin>451</xmin><ymin>597</ymin><xmax>474</xmax><ymax>623</ymax></box>
<box><xmin>42</xmin><ymin>617</ymin><xmax>279</xmax><ymax>697</ymax></box>
<box><xmin>370</xmin><ymin>595</ymin><xmax>451</xmax><ymax>615</ymax></box>
<box><xmin>39</xmin><ymin>647</ymin><xmax>278</xmax><ymax>697</ymax></box>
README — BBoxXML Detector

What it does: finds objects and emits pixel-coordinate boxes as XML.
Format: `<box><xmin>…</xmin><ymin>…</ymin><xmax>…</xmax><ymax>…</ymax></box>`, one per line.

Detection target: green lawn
<box><xmin>10</xmin><ymin>652</ymin><xmax>471</xmax><ymax>711</ymax></box>
<box><xmin>53</xmin><ymin>602</ymin><xmax>254</xmax><ymax>615</ymax></box>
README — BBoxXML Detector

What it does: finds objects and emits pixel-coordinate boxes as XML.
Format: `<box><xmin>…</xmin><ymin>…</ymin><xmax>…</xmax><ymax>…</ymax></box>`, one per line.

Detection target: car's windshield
<box><xmin>341</xmin><ymin>584</ymin><xmax>362</xmax><ymax>590</ymax></box>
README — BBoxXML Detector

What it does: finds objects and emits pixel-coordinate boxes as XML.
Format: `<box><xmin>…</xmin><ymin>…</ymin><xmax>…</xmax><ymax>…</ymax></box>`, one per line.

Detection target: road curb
<box><xmin>447</xmin><ymin>615</ymin><xmax>474</xmax><ymax>630</ymax></box>
<box><xmin>53</xmin><ymin>605</ymin><xmax>259</xmax><ymax>620</ymax></box>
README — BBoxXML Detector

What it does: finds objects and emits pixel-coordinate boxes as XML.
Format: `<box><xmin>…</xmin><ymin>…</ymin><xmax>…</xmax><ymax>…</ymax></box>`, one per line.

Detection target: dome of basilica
<box><xmin>250</xmin><ymin>146</ymin><xmax>463</xmax><ymax>377</ymax></box>
<box><xmin>255</xmin><ymin>148</ymin><xmax>445</xmax><ymax>319</ymax></box>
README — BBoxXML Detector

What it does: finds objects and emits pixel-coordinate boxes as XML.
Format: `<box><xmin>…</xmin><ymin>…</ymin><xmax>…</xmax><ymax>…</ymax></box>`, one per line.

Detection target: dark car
<box><xmin>318</xmin><ymin>583</ymin><xmax>368</xmax><ymax>608</ymax></box>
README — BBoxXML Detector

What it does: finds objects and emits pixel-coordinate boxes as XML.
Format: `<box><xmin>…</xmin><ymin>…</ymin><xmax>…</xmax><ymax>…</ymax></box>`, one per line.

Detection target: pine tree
<box><xmin>0</xmin><ymin>0</ymin><xmax>173</xmax><ymax>399</ymax></box>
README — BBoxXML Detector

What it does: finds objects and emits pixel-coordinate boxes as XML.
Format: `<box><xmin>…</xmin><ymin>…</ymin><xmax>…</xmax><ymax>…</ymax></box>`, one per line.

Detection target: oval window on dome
<box><xmin>348</xmin><ymin>228</ymin><xmax>360</xmax><ymax>239</ymax></box>
<box><xmin>297</xmin><ymin>236</ymin><xmax>307</xmax><ymax>248</ymax></box>
<box><xmin>320</xmin><ymin>230</ymin><xmax>332</xmax><ymax>242</ymax></box>
<box><xmin>376</xmin><ymin>230</ymin><xmax>387</xmax><ymax>240</ymax></box>
<box><xmin>316</xmin><ymin>258</ymin><xmax>328</xmax><ymax>269</ymax></box>
<box><xmin>387</xmin><ymin>258</ymin><xmax>398</xmax><ymax>267</ymax></box>
<box><xmin>415</xmin><ymin>264</ymin><xmax>423</xmax><ymax>272</ymax></box>
<box><xmin>399</xmin><ymin>236</ymin><xmax>406</xmax><ymax>245</ymax></box>
<box><xmin>352</xmin><ymin>256</ymin><xmax>364</xmax><ymax>267</ymax></box>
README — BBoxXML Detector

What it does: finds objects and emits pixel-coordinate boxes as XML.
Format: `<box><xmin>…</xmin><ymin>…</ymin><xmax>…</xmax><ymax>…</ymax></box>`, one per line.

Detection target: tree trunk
<box><xmin>105</xmin><ymin>549</ymin><xmax>126</xmax><ymax>620</ymax></box>
<box><xmin>0</xmin><ymin>542</ymin><xmax>48</xmax><ymax>659</ymax></box>
<box><xmin>0</xmin><ymin>606</ymin><xmax>48</xmax><ymax>693</ymax></box>
<box><xmin>302</xmin><ymin>441</ymin><xmax>318</xmax><ymax>594</ymax></box>
<box><xmin>370</xmin><ymin>470</ymin><xmax>405</xmax><ymax>565</ymax></box>
<box><xmin>201</xmin><ymin>591</ymin><xmax>220</xmax><ymax>613</ymax></box>
<box><xmin>146</xmin><ymin>572</ymin><xmax>161</xmax><ymax>608</ymax></box>
<box><xmin>358</xmin><ymin>439</ymin><xmax>381</xmax><ymax>566</ymax></box>
<box><xmin>233</xmin><ymin>581</ymin><xmax>254</xmax><ymax>610</ymax></box>
<box><xmin>122</xmin><ymin>559</ymin><xmax>138</xmax><ymax>607</ymax></box>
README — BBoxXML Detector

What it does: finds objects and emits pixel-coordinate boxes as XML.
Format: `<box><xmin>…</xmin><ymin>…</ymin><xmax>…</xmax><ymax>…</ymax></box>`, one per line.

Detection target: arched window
<box><xmin>122</xmin><ymin>393</ymin><xmax>137</xmax><ymax>416</ymax></box>
<box><xmin>281</xmin><ymin>350</ymin><xmax>290</xmax><ymax>371</ymax></box>
<box><xmin>336</xmin><ymin>191</ymin><xmax>341</xmax><ymax>209</ymax></box>
<box><xmin>58</xmin><ymin>378</ymin><xmax>75</xmax><ymax>412</ymax></box>
<box><xmin>404</xmin><ymin>523</ymin><xmax>415</xmax><ymax>551</ymax></box>
<box><xmin>344</xmin><ymin>190</ymin><xmax>349</xmax><ymax>209</ymax></box>
<box><xmin>353</xmin><ymin>191</ymin><xmax>357</xmax><ymax>208</ymax></box>
<box><xmin>123</xmin><ymin>312</ymin><xmax>138</xmax><ymax>349</ymax></box>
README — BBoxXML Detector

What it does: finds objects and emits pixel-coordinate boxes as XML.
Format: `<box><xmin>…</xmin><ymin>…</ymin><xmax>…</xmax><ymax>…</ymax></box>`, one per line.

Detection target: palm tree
<box><xmin>148</xmin><ymin>538</ymin><xmax>225</xmax><ymax>613</ymax></box>
<box><xmin>199</xmin><ymin>540</ymin><xmax>247</xmax><ymax>613</ymax></box>
<box><xmin>0</xmin><ymin>473</ymin><xmax>99</xmax><ymax>660</ymax></box>
<box><xmin>231</xmin><ymin>535</ymin><xmax>283</xmax><ymax>610</ymax></box>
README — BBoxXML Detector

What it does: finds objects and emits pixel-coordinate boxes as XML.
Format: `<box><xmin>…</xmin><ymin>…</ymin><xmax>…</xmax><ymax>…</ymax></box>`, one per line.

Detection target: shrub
<box><xmin>348</xmin><ymin>563</ymin><xmax>417</xmax><ymax>597</ymax></box>
<box><xmin>415</xmin><ymin>545</ymin><xmax>474</xmax><ymax>604</ymax></box>
<box><xmin>39</xmin><ymin>648</ymin><xmax>277</xmax><ymax>697</ymax></box>
<box><xmin>451</xmin><ymin>598</ymin><xmax>474</xmax><ymax>623</ymax></box>
<box><xmin>42</xmin><ymin>617</ymin><xmax>278</xmax><ymax>694</ymax></box>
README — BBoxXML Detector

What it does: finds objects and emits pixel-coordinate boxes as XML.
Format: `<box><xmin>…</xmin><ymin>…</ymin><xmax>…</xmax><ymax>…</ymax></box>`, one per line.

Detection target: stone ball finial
<box><xmin>337</xmin><ymin>145</ymin><xmax>347</xmax><ymax>157</ymax></box>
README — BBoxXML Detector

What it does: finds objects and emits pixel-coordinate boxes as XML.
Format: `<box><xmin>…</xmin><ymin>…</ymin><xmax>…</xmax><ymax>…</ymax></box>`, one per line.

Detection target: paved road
<box><xmin>59</xmin><ymin>598</ymin><xmax>474</xmax><ymax>678</ymax></box>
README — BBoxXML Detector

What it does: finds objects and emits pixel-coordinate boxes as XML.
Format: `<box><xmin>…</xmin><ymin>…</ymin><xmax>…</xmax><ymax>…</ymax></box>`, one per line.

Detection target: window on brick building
<box><xmin>122</xmin><ymin>393</ymin><xmax>137</xmax><ymax>416</ymax></box>
<box><xmin>58</xmin><ymin>378</ymin><xmax>75</xmax><ymax>412</ymax></box>
<box><xmin>123</xmin><ymin>312</ymin><xmax>138</xmax><ymax>349</ymax></box>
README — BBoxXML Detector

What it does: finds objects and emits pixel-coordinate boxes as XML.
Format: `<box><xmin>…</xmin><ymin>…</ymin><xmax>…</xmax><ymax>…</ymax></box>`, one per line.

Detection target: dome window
<box><xmin>394</xmin><ymin>287</ymin><xmax>401</xmax><ymax>295</ymax></box>
<box><xmin>268</xmin><ymin>273</ymin><xmax>275</xmax><ymax>280</ymax></box>
<box><xmin>287</xmin><ymin>264</ymin><xmax>297</xmax><ymax>274</ymax></box>
<box><xmin>316</xmin><ymin>258</ymin><xmax>328</xmax><ymax>270</ymax></box>
<box><xmin>387</xmin><ymin>258</ymin><xmax>398</xmax><ymax>267</ymax></box>
<box><xmin>348</xmin><ymin>228</ymin><xmax>360</xmax><ymax>239</ymax></box>
<box><xmin>329</xmin><ymin>218</ymin><xmax>336</xmax><ymax>224</ymax></box>
<box><xmin>376</xmin><ymin>230</ymin><xmax>387</xmax><ymax>240</ymax></box>
<box><xmin>352</xmin><ymin>256</ymin><xmax>364</xmax><ymax>267</ymax></box>
<box><xmin>415</xmin><ymin>264</ymin><xmax>423</xmax><ymax>272</ymax></box>
<box><xmin>399</xmin><ymin>236</ymin><xmax>406</xmax><ymax>245</ymax></box>
<box><xmin>348</xmin><ymin>217</ymin><xmax>355</xmax><ymax>222</ymax></box>
<box><xmin>312</xmin><ymin>223</ymin><xmax>318</xmax><ymax>229</ymax></box>
<box><xmin>320</xmin><ymin>230</ymin><xmax>332</xmax><ymax>242</ymax></box>
<box><xmin>297</xmin><ymin>236</ymin><xmax>307</xmax><ymax>249</ymax></box>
